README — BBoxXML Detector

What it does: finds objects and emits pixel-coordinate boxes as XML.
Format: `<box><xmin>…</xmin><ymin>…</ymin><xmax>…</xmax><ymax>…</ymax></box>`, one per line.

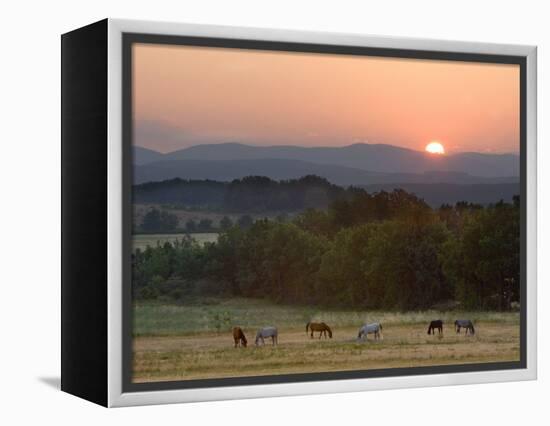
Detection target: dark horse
<box><xmin>454</xmin><ymin>319</ymin><xmax>475</xmax><ymax>335</ymax></box>
<box><xmin>232</xmin><ymin>326</ymin><xmax>247</xmax><ymax>347</ymax></box>
<box><xmin>306</xmin><ymin>322</ymin><xmax>333</xmax><ymax>339</ymax></box>
<box><xmin>427</xmin><ymin>320</ymin><xmax>443</xmax><ymax>335</ymax></box>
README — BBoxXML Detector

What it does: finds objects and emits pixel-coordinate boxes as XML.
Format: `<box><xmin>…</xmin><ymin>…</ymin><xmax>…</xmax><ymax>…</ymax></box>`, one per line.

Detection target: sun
<box><xmin>425</xmin><ymin>141</ymin><xmax>445</xmax><ymax>155</ymax></box>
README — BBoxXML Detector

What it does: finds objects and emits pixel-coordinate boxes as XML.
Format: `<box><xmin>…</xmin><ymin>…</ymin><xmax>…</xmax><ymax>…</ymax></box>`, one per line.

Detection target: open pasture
<box><xmin>132</xmin><ymin>298</ymin><xmax>520</xmax><ymax>383</ymax></box>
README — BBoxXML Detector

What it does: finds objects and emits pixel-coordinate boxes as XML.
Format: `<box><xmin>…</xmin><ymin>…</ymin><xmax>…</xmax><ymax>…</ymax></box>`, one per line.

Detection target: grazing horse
<box><xmin>306</xmin><ymin>322</ymin><xmax>333</xmax><ymax>339</ymax></box>
<box><xmin>454</xmin><ymin>319</ymin><xmax>475</xmax><ymax>335</ymax></box>
<box><xmin>232</xmin><ymin>326</ymin><xmax>247</xmax><ymax>348</ymax></box>
<box><xmin>255</xmin><ymin>326</ymin><xmax>278</xmax><ymax>346</ymax></box>
<box><xmin>357</xmin><ymin>323</ymin><xmax>383</xmax><ymax>340</ymax></box>
<box><xmin>427</xmin><ymin>320</ymin><xmax>443</xmax><ymax>335</ymax></box>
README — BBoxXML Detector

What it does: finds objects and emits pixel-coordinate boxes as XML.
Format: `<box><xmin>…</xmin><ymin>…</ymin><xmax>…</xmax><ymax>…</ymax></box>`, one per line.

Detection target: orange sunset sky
<box><xmin>133</xmin><ymin>43</ymin><xmax>520</xmax><ymax>154</ymax></box>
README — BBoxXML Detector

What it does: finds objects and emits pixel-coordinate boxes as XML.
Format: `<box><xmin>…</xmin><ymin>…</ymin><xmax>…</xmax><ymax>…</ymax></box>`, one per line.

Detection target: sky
<box><xmin>133</xmin><ymin>43</ymin><xmax>520</xmax><ymax>154</ymax></box>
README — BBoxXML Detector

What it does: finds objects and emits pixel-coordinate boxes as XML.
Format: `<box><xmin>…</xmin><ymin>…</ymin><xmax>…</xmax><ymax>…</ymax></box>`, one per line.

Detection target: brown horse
<box><xmin>427</xmin><ymin>320</ymin><xmax>443</xmax><ymax>335</ymax></box>
<box><xmin>306</xmin><ymin>322</ymin><xmax>333</xmax><ymax>339</ymax></box>
<box><xmin>232</xmin><ymin>326</ymin><xmax>247</xmax><ymax>347</ymax></box>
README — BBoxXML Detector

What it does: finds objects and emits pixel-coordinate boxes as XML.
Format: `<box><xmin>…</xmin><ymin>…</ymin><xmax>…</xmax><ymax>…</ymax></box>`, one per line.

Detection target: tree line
<box><xmin>133</xmin><ymin>175</ymin><xmax>348</xmax><ymax>212</ymax></box>
<box><xmin>137</xmin><ymin>208</ymin><xmax>256</xmax><ymax>234</ymax></box>
<box><xmin>132</xmin><ymin>188</ymin><xmax>520</xmax><ymax>311</ymax></box>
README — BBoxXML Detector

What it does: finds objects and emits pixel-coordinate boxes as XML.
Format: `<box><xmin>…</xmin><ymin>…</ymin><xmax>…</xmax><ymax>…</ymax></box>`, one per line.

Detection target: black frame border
<box><xmin>61</xmin><ymin>19</ymin><xmax>109</xmax><ymax>406</ymax></box>
<box><xmin>122</xmin><ymin>32</ymin><xmax>527</xmax><ymax>393</ymax></box>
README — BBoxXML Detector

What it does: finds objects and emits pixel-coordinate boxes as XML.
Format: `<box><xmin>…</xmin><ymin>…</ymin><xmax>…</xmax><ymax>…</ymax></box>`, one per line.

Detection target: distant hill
<box><xmin>140</xmin><ymin>142</ymin><xmax>520</xmax><ymax>178</ymax></box>
<box><xmin>134</xmin><ymin>157</ymin><xmax>518</xmax><ymax>187</ymax></box>
<box><xmin>360</xmin><ymin>182</ymin><xmax>520</xmax><ymax>208</ymax></box>
<box><xmin>134</xmin><ymin>146</ymin><xmax>165</xmax><ymax>165</ymax></box>
<box><xmin>134</xmin><ymin>175</ymin><xmax>347</xmax><ymax>212</ymax></box>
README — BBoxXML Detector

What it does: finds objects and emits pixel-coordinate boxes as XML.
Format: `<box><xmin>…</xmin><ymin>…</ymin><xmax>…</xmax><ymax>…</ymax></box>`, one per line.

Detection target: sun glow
<box><xmin>425</xmin><ymin>141</ymin><xmax>445</xmax><ymax>155</ymax></box>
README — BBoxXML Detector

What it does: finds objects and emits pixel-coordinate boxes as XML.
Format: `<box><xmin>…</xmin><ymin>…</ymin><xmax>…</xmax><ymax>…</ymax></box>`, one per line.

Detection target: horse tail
<box><xmin>470</xmin><ymin>323</ymin><xmax>475</xmax><ymax>334</ymax></box>
<box><xmin>306</xmin><ymin>322</ymin><xmax>310</xmax><ymax>334</ymax></box>
<box><xmin>327</xmin><ymin>325</ymin><xmax>333</xmax><ymax>338</ymax></box>
<box><xmin>379</xmin><ymin>323</ymin><xmax>382</xmax><ymax>330</ymax></box>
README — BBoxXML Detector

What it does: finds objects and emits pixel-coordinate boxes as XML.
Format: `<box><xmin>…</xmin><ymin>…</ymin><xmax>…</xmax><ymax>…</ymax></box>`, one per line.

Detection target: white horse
<box><xmin>454</xmin><ymin>319</ymin><xmax>475</xmax><ymax>335</ymax></box>
<box><xmin>255</xmin><ymin>326</ymin><xmax>278</xmax><ymax>346</ymax></box>
<box><xmin>357</xmin><ymin>323</ymin><xmax>383</xmax><ymax>340</ymax></box>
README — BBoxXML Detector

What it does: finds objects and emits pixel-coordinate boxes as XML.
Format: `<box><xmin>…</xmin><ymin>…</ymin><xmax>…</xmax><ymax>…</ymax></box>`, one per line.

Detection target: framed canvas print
<box><xmin>61</xmin><ymin>19</ymin><xmax>537</xmax><ymax>407</ymax></box>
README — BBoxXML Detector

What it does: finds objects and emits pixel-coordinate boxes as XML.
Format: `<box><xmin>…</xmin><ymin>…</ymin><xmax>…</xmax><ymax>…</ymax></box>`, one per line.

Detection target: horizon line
<box><xmin>134</xmin><ymin>141</ymin><xmax>521</xmax><ymax>157</ymax></box>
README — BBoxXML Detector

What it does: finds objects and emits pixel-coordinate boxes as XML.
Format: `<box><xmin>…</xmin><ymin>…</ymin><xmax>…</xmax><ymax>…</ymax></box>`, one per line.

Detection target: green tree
<box><xmin>219</xmin><ymin>216</ymin><xmax>233</xmax><ymax>230</ymax></box>
<box><xmin>185</xmin><ymin>219</ymin><xmax>197</xmax><ymax>233</ymax></box>
<box><xmin>316</xmin><ymin>225</ymin><xmax>373</xmax><ymax>306</ymax></box>
<box><xmin>250</xmin><ymin>222</ymin><xmax>327</xmax><ymax>303</ymax></box>
<box><xmin>237</xmin><ymin>215</ymin><xmax>254</xmax><ymax>229</ymax></box>
<box><xmin>204</xmin><ymin>227</ymin><xmax>243</xmax><ymax>295</ymax></box>
<box><xmin>140</xmin><ymin>208</ymin><xmax>178</xmax><ymax>233</ymax></box>
<box><xmin>198</xmin><ymin>218</ymin><xmax>213</xmax><ymax>232</ymax></box>
<box><xmin>444</xmin><ymin>201</ymin><xmax>519</xmax><ymax>309</ymax></box>
<box><xmin>363</xmin><ymin>220</ymin><xmax>450</xmax><ymax>310</ymax></box>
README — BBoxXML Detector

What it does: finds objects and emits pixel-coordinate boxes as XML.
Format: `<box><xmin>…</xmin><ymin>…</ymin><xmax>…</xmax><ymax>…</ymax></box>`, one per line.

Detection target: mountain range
<box><xmin>132</xmin><ymin>143</ymin><xmax>520</xmax><ymax>206</ymax></box>
<box><xmin>133</xmin><ymin>143</ymin><xmax>519</xmax><ymax>184</ymax></box>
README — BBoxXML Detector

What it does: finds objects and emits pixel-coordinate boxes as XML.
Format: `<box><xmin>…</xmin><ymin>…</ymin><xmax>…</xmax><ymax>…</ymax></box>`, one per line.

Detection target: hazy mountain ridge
<box><xmin>135</xmin><ymin>142</ymin><xmax>519</xmax><ymax>178</ymax></box>
<box><xmin>133</xmin><ymin>146</ymin><xmax>165</xmax><ymax>165</ymax></box>
<box><xmin>134</xmin><ymin>157</ymin><xmax>518</xmax><ymax>187</ymax></box>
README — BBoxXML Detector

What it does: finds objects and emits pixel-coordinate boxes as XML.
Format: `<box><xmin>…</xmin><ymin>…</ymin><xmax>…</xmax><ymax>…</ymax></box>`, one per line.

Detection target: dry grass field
<box><xmin>132</xmin><ymin>298</ymin><xmax>520</xmax><ymax>383</ymax></box>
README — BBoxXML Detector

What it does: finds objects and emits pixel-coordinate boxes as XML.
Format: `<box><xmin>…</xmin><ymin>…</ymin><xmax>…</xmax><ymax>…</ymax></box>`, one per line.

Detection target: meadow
<box><xmin>132</xmin><ymin>232</ymin><xmax>218</xmax><ymax>251</ymax></box>
<box><xmin>132</xmin><ymin>298</ymin><xmax>520</xmax><ymax>383</ymax></box>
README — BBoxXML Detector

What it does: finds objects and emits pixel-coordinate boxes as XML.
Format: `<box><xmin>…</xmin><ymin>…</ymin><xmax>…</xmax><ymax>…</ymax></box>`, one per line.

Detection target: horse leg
<box><xmin>310</xmin><ymin>331</ymin><xmax>314</xmax><ymax>339</ymax></box>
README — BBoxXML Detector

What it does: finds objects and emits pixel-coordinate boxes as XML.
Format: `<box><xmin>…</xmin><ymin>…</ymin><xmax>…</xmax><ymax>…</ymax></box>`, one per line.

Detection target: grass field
<box><xmin>132</xmin><ymin>233</ymin><xmax>218</xmax><ymax>251</ymax></box>
<box><xmin>132</xmin><ymin>298</ymin><xmax>520</xmax><ymax>383</ymax></box>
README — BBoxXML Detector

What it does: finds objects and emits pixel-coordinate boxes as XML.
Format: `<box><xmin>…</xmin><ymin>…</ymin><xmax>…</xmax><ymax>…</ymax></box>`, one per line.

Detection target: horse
<box><xmin>357</xmin><ymin>323</ymin><xmax>383</xmax><ymax>340</ymax></box>
<box><xmin>427</xmin><ymin>320</ymin><xmax>443</xmax><ymax>335</ymax></box>
<box><xmin>454</xmin><ymin>319</ymin><xmax>475</xmax><ymax>335</ymax></box>
<box><xmin>232</xmin><ymin>326</ymin><xmax>247</xmax><ymax>348</ymax></box>
<box><xmin>255</xmin><ymin>326</ymin><xmax>278</xmax><ymax>346</ymax></box>
<box><xmin>306</xmin><ymin>322</ymin><xmax>333</xmax><ymax>339</ymax></box>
